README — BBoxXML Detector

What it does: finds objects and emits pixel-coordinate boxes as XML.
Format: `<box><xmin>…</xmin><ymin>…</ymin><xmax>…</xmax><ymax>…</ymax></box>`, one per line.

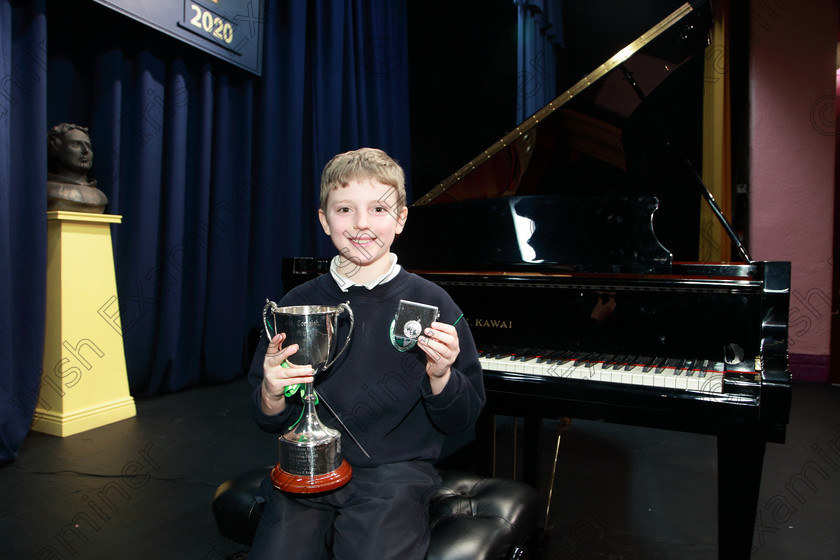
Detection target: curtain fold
<box><xmin>0</xmin><ymin>0</ymin><xmax>411</xmax><ymax>460</ymax></box>
<box><xmin>0</xmin><ymin>0</ymin><xmax>48</xmax><ymax>463</ymax></box>
<box><xmin>515</xmin><ymin>0</ymin><xmax>564</xmax><ymax>122</ymax></box>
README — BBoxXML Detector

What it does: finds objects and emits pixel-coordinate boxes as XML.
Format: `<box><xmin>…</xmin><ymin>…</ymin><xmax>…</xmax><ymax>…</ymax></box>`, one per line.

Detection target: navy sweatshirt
<box><xmin>249</xmin><ymin>269</ymin><xmax>486</xmax><ymax>468</ymax></box>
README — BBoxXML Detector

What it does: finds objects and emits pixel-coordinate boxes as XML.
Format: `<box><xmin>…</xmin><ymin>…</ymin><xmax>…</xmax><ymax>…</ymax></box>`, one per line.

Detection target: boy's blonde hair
<box><xmin>319</xmin><ymin>148</ymin><xmax>406</xmax><ymax>211</ymax></box>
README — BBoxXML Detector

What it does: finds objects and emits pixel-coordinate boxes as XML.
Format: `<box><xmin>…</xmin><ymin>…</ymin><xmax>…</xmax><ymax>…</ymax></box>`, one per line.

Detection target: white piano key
<box><xmin>479</xmin><ymin>352</ymin><xmax>727</xmax><ymax>394</ymax></box>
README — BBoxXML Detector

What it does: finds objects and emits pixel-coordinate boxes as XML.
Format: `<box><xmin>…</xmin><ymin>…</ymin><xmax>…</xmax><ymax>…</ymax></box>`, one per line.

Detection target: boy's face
<box><xmin>318</xmin><ymin>179</ymin><xmax>408</xmax><ymax>283</ymax></box>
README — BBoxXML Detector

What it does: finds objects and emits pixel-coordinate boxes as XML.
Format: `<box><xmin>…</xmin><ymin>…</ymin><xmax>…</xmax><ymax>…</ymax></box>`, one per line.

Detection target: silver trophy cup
<box><xmin>262</xmin><ymin>300</ymin><xmax>354</xmax><ymax>493</ymax></box>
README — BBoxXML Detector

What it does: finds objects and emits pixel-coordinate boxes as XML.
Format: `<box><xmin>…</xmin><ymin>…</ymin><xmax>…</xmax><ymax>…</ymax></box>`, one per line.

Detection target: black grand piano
<box><xmin>394</xmin><ymin>2</ymin><xmax>791</xmax><ymax>559</ymax></box>
<box><xmin>282</xmin><ymin>2</ymin><xmax>790</xmax><ymax>557</ymax></box>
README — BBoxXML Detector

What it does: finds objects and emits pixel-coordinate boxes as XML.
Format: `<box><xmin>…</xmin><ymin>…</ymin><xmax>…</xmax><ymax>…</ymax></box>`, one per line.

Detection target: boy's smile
<box><xmin>319</xmin><ymin>179</ymin><xmax>408</xmax><ymax>285</ymax></box>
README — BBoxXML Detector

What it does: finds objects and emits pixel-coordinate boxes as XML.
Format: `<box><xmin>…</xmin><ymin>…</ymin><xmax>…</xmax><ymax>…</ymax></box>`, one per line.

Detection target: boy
<box><xmin>248</xmin><ymin>148</ymin><xmax>485</xmax><ymax>559</ymax></box>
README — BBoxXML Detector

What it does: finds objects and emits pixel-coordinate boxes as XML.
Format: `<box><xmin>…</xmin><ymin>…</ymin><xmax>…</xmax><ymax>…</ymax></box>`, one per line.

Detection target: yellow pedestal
<box><xmin>33</xmin><ymin>211</ymin><xmax>136</xmax><ymax>437</ymax></box>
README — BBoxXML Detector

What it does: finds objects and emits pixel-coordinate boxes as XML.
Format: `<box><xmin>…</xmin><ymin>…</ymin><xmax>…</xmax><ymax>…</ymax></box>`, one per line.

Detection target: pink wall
<box><xmin>750</xmin><ymin>0</ymin><xmax>837</xmax><ymax>379</ymax></box>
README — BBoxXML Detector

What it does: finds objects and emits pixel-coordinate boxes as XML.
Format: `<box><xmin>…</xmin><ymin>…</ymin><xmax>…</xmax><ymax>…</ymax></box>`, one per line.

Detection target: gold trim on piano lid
<box><xmin>412</xmin><ymin>1</ymin><xmax>697</xmax><ymax>207</ymax></box>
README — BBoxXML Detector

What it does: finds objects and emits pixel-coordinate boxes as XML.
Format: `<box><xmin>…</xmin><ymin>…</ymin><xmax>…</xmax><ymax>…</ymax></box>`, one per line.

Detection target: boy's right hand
<box><xmin>260</xmin><ymin>333</ymin><xmax>315</xmax><ymax>415</ymax></box>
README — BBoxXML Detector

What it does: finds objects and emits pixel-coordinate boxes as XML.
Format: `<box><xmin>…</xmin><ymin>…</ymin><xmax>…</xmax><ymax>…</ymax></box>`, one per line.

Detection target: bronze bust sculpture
<box><xmin>46</xmin><ymin>123</ymin><xmax>109</xmax><ymax>213</ymax></box>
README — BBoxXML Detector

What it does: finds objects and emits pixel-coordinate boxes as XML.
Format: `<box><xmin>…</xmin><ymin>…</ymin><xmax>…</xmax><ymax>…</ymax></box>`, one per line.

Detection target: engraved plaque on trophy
<box><xmin>262</xmin><ymin>300</ymin><xmax>354</xmax><ymax>493</ymax></box>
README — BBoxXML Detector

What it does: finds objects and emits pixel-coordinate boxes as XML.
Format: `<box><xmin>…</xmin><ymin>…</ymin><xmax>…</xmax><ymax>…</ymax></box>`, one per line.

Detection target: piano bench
<box><xmin>212</xmin><ymin>468</ymin><xmax>542</xmax><ymax>560</ymax></box>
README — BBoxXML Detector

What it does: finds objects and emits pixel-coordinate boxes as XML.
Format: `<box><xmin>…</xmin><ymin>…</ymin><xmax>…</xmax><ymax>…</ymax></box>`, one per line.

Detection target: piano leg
<box><xmin>478</xmin><ymin>404</ymin><xmax>769</xmax><ymax>558</ymax></box>
<box><xmin>475</xmin><ymin>409</ymin><xmax>495</xmax><ymax>477</ymax></box>
<box><xmin>475</xmin><ymin>410</ymin><xmax>544</xmax><ymax>486</ymax></box>
<box><xmin>717</xmin><ymin>435</ymin><xmax>766</xmax><ymax>559</ymax></box>
<box><xmin>523</xmin><ymin>416</ymin><xmax>542</xmax><ymax>485</ymax></box>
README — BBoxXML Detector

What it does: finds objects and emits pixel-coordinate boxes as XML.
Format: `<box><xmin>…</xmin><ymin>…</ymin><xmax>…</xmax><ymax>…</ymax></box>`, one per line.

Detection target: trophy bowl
<box><xmin>262</xmin><ymin>300</ymin><xmax>354</xmax><ymax>493</ymax></box>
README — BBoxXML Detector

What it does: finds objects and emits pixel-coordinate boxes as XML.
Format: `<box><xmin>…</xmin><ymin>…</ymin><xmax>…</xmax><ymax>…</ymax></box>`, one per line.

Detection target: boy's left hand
<box><xmin>417</xmin><ymin>321</ymin><xmax>460</xmax><ymax>395</ymax></box>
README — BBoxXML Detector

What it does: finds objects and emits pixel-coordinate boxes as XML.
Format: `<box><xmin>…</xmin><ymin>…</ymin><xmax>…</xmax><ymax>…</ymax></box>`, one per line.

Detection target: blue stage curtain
<box><xmin>515</xmin><ymin>0</ymin><xmax>564</xmax><ymax>122</ymax></box>
<box><xmin>48</xmin><ymin>0</ymin><xmax>410</xmax><ymax>396</ymax></box>
<box><xmin>0</xmin><ymin>0</ymin><xmax>410</xmax><ymax>460</ymax></box>
<box><xmin>0</xmin><ymin>0</ymin><xmax>48</xmax><ymax>463</ymax></box>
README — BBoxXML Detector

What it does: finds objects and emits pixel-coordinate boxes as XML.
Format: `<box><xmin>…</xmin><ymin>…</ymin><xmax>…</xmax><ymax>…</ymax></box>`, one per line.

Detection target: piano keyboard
<box><xmin>478</xmin><ymin>348</ymin><xmax>726</xmax><ymax>393</ymax></box>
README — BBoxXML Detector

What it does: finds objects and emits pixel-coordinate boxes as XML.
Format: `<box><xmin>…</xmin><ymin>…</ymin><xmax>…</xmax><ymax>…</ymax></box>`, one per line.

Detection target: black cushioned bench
<box><xmin>212</xmin><ymin>467</ymin><xmax>542</xmax><ymax>559</ymax></box>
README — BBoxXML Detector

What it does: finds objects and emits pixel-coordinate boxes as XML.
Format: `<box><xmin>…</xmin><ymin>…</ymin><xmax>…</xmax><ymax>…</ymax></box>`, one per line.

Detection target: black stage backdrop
<box><xmin>0</xmin><ymin>0</ymin><xmax>411</xmax><ymax>462</ymax></box>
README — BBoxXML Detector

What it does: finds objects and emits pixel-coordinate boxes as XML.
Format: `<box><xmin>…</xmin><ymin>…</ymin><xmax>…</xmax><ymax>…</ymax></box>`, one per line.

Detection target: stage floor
<box><xmin>1</xmin><ymin>376</ymin><xmax>838</xmax><ymax>559</ymax></box>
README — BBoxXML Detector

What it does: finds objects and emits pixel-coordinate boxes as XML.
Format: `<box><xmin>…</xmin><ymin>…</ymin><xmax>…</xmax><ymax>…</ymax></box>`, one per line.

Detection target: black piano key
<box><xmin>560</xmin><ymin>350</ymin><xmax>579</xmax><ymax>362</ymax></box>
<box><xmin>494</xmin><ymin>346</ymin><xmax>513</xmax><ymax>359</ymax></box>
<box><xmin>486</xmin><ymin>346</ymin><xmax>507</xmax><ymax>360</ymax></box>
<box><xmin>581</xmin><ymin>352</ymin><xmax>600</xmax><ymax>367</ymax></box>
<box><xmin>639</xmin><ymin>356</ymin><xmax>656</xmax><ymax>372</ymax></box>
<box><xmin>536</xmin><ymin>350</ymin><xmax>552</xmax><ymax>363</ymax></box>
<box><xmin>535</xmin><ymin>350</ymin><xmax>553</xmax><ymax>363</ymax></box>
<box><xmin>525</xmin><ymin>349</ymin><xmax>545</xmax><ymax>361</ymax></box>
<box><xmin>507</xmin><ymin>347</ymin><xmax>529</xmax><ymax>361</ymax></box>
<box><xmin>669</xmin><ymin>358</ymin><xmax>685</xmax><ymax>374</ymax></box>
<box><xmin>517</xmin><ymin>348</ymin><xmax>539</xmax><ymax>361</ymax></box>
<box><xmin>651</xmin><ymin>357</ymin><xmax>665</xmax><ymax>373</ymax></box>
<box><xmin>548</xmin><ymin>350</ymin><xmax>574</xmax><ymax>364</ymax></box>
<box><xmin>624</xmin><ymin>355</ymin><xmax>642</xmax><ymax>371</ymax></box>
<box><xmin>505</xmin><ymin>346</ymin><xmax>519</xmax><ymax>360</ymax></box>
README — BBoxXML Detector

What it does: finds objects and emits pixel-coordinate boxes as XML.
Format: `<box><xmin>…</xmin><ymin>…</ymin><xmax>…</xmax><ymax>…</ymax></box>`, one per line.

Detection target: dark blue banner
<box><xmin>91</xmin><ymin>0</ymin><xmax>264</xmax><ymax>75</ymax></box>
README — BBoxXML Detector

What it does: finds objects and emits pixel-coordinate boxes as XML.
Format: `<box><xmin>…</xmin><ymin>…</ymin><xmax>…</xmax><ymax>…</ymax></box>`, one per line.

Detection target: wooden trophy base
<box><xmin>271</xmin><ymin>460</ymin><xmax>353</xmax><ymax>494</ymax></box>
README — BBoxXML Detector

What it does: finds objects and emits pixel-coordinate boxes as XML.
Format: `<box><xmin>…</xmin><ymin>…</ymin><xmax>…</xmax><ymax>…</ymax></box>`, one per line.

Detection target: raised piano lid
<box><xmin>412</xmin><ymin>1</ymin><xmax>711</xmax><ymax>207</ymax></box>
<box><xmin>398</xmin><ymin>1</ymin><xmax>714</xmax><ymax>274</ymax></box>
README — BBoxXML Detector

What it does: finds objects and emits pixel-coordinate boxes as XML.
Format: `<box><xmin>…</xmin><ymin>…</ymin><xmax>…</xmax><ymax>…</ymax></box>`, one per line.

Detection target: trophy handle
<box><xmin>262</xmin><ymin>299</ymin><xmax>278</xmax><ymax>341</ymax></box>
<box><xmin>324</xmin><ymin>301</ymin><xmax>353</xmax><ymax>370</ymax></box>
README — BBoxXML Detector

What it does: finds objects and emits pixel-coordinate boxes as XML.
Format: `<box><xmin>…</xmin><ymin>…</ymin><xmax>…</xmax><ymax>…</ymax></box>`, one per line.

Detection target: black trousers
<box><xmin>248</xmin><ymin>461</ymin><xmax>441</xmax><ymax>560</ymax></box>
